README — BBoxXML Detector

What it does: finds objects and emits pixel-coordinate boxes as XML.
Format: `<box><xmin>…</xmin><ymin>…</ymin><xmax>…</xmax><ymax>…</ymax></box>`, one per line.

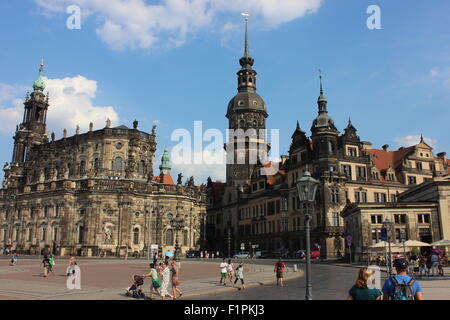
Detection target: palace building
<box><xmin>206</xmin><ymin>21</ymin><xmax>450</xmax><ymax>259</ymax></box>
<box><xmin>0</xmin><ymin>62</ymin><xmax>207</xmax><ymax>257</ymax></box>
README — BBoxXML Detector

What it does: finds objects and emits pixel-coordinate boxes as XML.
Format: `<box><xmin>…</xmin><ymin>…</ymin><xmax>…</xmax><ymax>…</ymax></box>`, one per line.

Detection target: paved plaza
<box><xmin>0</xmin><ymin>257</ymin><xmax>449</xmax><ymax>300</ymax></box>
<box><xmin>0</xmin><ymin>257</ymin><xmax>302</xmax><ymax>300</ymax></box>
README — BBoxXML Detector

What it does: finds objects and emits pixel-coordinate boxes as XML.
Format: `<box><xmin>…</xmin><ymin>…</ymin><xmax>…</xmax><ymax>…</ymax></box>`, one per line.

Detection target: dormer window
<box><xmin>348</xmin><ymin>147</ymin><xmax>357</xmax><ymax>157</ymax></box>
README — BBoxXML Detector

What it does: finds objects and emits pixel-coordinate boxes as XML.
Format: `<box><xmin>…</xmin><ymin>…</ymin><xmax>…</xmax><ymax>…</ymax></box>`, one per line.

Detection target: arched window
<box><xmin>80</xmin><ymin>161</ymin><xmax>86</xmax><ymax>175</ymax></box>
<box><xmin>165</xmin><ymin>229</ymin><xmax>173</xmax><ymax>246</ymax></box>
<box><xmin>68</xmin><ymin>163</ymin><xmax>73</xmax><ymax>177</ymax></box>
<box><xmin>78</xmin><ymin>225</ymin><xmax>84</xmax><ymax>244</ymax></box>
<box><xmin>138</xmin><ymin>160</ymin><xmax>145</xmax><ymax>175</ymax></box>
<box><xmin>133</xmin><ymin>227</ymin><xmax>139</xmax><ymax>245</ymax></box>
<box><xmin>183</xmin><ymin>230</ymin><xmax>188</xmax><ymax>246</ymax></box>
<box><xmin>53</xmin><ymin>227</ymin><xmax>58</xmax><ymax>242</ymax></box>
<box><xmin>113</xmin><ymin>157</ymin><xmax>123</xmax><ymax>171</ymax></box>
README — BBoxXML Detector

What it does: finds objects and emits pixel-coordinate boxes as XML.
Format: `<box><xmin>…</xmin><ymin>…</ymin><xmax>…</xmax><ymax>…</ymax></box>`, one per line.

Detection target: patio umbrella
<box><xmin>370</xmin><ymin>241</ymin><xmax>399</xmax><ymax>249</ymax></box>
<box><xmin>431</xmin><ymin>239</ymin><xmax>450</xmax><ymax>247</ymax></box>
<box><xmin>402</xmin><ymin>240</ymin><xmax>431</xmax><ymax>247</ymax></box>
<box><xmin>165</xmin><ymin>251</ymin><xmax>174</xmax><ymax>257</ymax></box>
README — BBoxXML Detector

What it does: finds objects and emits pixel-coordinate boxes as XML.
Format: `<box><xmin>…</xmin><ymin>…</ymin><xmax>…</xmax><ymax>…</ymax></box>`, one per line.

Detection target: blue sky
<box><xmin>0</xmin><ymin>0</ymin><xmax>449</xmax><ymax>183</ymax></box>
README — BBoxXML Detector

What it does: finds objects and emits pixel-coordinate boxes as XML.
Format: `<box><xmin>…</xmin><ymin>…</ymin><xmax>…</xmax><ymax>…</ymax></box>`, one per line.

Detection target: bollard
<box><xmin>294</xmin><ymin>264</ymin><xmax>298</xmax><ymax>272</ymax></box>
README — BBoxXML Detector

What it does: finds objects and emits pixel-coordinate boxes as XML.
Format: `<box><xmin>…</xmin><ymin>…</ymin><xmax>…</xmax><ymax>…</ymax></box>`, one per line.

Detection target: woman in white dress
<box><xmin>159</xmin><ymin>262</ymin><xmax>173</xmax><ymax>300</ymax></box>
<box><xmin>66</xmin><ymin>257</ymin><xmax>81</xmax><ymax>290</ymax></box>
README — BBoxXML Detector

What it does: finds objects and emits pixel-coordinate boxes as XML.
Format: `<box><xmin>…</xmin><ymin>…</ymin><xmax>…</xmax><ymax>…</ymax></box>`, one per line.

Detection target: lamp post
<box><xmin>383</xmin><ymin>219</ymin><xmax>393</xmax><ymax>277</ymax></box>
<box><xmin>297</xmin><ymin>171</ymin><xmax>319</xmax><ymax>301</ymax></box>
<box><xmin>168</xmin><ymin>213</ymin><xmax>185</xmax><ymax>261</ymax></box>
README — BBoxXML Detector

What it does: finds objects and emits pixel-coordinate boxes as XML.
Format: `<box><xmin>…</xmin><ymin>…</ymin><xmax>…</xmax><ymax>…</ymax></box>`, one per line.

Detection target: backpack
<box><xmin>276</xmin><ymin>262</ymin><xmax>285</xmax><ymax>272</ymax></box>
<box><xmin>390</xmin><ymin>276</ymin><xmax>415</xmax><ymax>300</ymax></box>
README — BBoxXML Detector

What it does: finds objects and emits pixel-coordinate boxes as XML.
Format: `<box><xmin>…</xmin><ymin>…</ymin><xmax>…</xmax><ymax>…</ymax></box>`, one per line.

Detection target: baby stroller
<box><xmin>125</xmin><ymin>275</ymin><xmax>145</xmax><ymax>298</ymax></box>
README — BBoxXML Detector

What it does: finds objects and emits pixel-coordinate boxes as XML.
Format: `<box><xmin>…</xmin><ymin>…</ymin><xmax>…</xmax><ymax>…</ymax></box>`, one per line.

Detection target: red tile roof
<box><xmin>154</xmin><ymin>172</ymin><xmax>174</xmax><ymax>185</ymax></box>
<box><xmin>365</xmin><ymin>147</ymin><xmax>414</xmax><ymax>171</ymax></box>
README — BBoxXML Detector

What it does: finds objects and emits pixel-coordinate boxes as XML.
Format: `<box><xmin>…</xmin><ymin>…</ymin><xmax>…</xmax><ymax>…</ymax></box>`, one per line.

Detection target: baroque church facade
<box><xmin>0</xmin><ymin>62</ymin><xmax>207</xmax><ymax>257</ymax></box>
<box><xmin>206</xmin><ymin>22</ymin><xmax>450</xmax><ymax>259</ymax></box>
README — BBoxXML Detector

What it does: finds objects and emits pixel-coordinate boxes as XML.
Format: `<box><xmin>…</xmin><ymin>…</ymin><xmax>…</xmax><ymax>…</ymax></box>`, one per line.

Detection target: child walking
<box><xmin>233</xmin><ymin>264</ymin><xmax>245</xmax><ymax>290</ymax></box>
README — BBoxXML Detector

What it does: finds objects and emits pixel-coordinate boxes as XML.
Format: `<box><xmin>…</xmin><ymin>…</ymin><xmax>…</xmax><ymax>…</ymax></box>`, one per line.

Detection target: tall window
<box><xmin>44</xmin><ymin>206</ymin><xmax>49</xmax><ymax>218</ymax></box>
<box><xmin>342</xmin><ymin>165</ymin><xmax>352</xmax><ymax>179</ymax></box>
<box><xmin>133</xmin><ymin>228</ymin><xmax>139</xmax><ymax>245</ymax></box>
<box><xmin>15</xmin><ymin>228</ymin><xmax>20</xmax><ymax>242</ymax></box>
<box><xmin>114</xmin><ymin>157</ymin><xmax>123</xmax><ymax>171</ymax></box>
<box><xmin>165</xmin><ymin>229</ymin><xmax>174</xmax><ymax>245</ymax></box>
<box><xmin>332</xmin><ymin>213</ymin><xmax>340</xmax><ymax>226</ymax></box>
<box><xmin>356</xmin><ymin>166</ymin><xmax>366</xmax><ymax>180</ymax></box>
<box><xmin>80</xmin><ymin>161</ymin><xmax>86</xmax><ymax>175</ymax></box>
<box><xmin>138</xmin><ymin>160</ymin><xmax>145</xmax><ymax>175</ymax></box>
<box><xmin>408</xmin><ymin>176</ymin><xmax>417</xmax><ymax>185</ymax></box>
<box><xmin>348</xmin><ymin>147</ymin><xmax>357</xmax><ymax>157</ymax></box>
<box><xmin>416</xmin><ymin>162</ymin><xmax>423</xmax><ymax>170</ymax></box>
<box><xmin>354</xmin><ymin>191</ymin><xmax>360</xmax><ymax>203</ymax></box>
<box><xmin>53</xmin><ymin>227</ymin><xmax>58</xmax><ymax>242</ymax></box>
<box><xmin>331</xmin><ymin>188</ymin><xmax>339</xmax><ymax>204</ymax></box>
<box><xmin>361</xmin><ymin>192</ymin><xmax>367</xmax><ymax>203</ymax></box>
<box><xmin>28</xmin><ymin>228</ymin><xmax>33</xmax><ymax>242</ymax></box>
<box><xmin>183</xmin><ymin>230</ymin><xmax>188</xmax><ymax>246</ymax></box>
<box><xmin>78</xmin><ymin>225</ymin><xmax>84</xmax><ymax>244</ymax></box>
<box><xmin>42</xmin><ymin>227</ymin><xmax>47</xmax><ymax>242</ymax></box>
<box><xmin>94</xmin><ymin>158</ymin><xmax>99</xmax><ymax>172</ymax></box>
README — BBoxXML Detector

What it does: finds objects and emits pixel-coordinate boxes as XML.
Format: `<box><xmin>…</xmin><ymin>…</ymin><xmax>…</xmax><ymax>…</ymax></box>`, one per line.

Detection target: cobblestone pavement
<box><xmin>0</xmin><ymin>257</ymin><xmax>302</xmax><ymax>300</ymax></box>
<box><xmin>1</xmin><ymin>257</ymin><xmax>447</xmax><ymax>300</ymax></box>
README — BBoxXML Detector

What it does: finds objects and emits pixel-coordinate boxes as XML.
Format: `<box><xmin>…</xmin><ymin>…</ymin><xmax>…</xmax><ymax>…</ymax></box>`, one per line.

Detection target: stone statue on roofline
<box><xmin>177</xmin><ymin>173</ymin><xmax>183</xmax><ymax>185</ymax></box>
<box><xmin>106</xmin><ymin>118</ymin><xmax>111</xmax><ymax>128</ymax></box>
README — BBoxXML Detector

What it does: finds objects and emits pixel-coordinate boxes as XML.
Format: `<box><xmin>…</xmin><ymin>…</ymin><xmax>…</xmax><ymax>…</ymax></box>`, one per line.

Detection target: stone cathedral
<box><xmin>0</xmin><ymin>62</ymin><xmax>207</xmax><ymax>257</ymax></box>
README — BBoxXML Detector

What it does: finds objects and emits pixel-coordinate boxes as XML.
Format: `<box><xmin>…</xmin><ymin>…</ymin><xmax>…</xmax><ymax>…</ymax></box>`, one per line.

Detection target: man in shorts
<box><xmin>274</xmin><ymin>257</ymin><xmax>286</xmax><ymax>287</ymax></box>
<box><xmin>219</xmin><ymin>258</ymin><xmax>228</xmax><ymax>286</ymax></box>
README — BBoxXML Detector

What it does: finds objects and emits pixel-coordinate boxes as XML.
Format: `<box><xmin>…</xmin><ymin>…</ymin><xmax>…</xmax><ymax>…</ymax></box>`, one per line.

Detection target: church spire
<box><xmin>33</xmin><ymin>59</ymin><xmax>46</xmax><ymax>93</ymax></box>
<box><xmin>243</xmin><ymin>12</ymin><xmax>249</xmax><ymax>57</ymax></box>
<box><xmin>317</xmin><ymin>69</ymin><xmax>327</xmax><ymax>113</ymax></box>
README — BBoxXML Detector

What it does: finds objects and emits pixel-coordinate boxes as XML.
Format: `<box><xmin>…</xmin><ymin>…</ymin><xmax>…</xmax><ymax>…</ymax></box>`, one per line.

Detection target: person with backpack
<box><xmin>274</xmin><ymin>257</ymin><xmax>286</xmax><ymax>287</ymax></box>
<box><xmin>382</xmin><ymin>258</ymin><xmax>424</xmax><ymax>300</ymax></box>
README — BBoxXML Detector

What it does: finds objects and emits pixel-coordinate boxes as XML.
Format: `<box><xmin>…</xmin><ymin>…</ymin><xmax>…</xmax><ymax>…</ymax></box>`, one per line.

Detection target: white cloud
<box><xmin>394</xmin><ymin>135</ymin><xmax>438</xmax><ymax>149</ymax></box>
<box><xmin>34</xmin><ymin>0</ymin><xmax>322</xmax><ymax>51</ymax></box>
<box><xmin>0</xmin><ymin>76</ymin><xmax>119</xmax><ymax>137</ymax></box>
<box><xmin>430</xmin><ymin>67</ymin><xmax>439</xmax><ymax>77</ymax></box>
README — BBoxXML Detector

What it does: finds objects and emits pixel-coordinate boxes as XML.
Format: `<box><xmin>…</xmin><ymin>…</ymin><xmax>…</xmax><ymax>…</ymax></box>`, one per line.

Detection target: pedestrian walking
<box><xmin>170</xmin><ymin>261</ymin><xmax>183</xmax><ymax>299</ymax></box>
<box><xmin>42</xmin><ymin>255</ymin><xmax>51</xmax><ymax>277</ymax></box>
<box><xmin>48</xmin><ymin>254</ymin><xmax>55</xmax><ymax>275</ymax></box>
<box><xmin>418</xmin><ymin>255</ymin><xmax>427</xmax><ymax>278</ymax></box>
<box><xmin>219</xmin><ymin>258</ymin><xmax>228</xmax><ymax>286</ymax></box>
<box><xmin>274</xmin><ymin>257</ymin><xmax>286</xmax><ymax>287</ymax></box>
<box><xmin>66</xmin><ymin>257</ymin><xmax>81</xmax><ymax>290</ymax></box>
<box><xmin>227</xmin><ymin>259</ymin><xmax>234</xmax><ymax>282</ymax></box>
<box><xmin>216</xmin><ymin>251</ymin><xmax>219</xmax><ymax>258</ymax></box>
<box><xmin>382</xmin><ymin>258</ymin><xmax>423</xmax><ymax>300</ymax></box>
<box><xmin>200</xmin><ymin>251</ymin><xmax>203</xmax><ymax>259</ymax></box>
<box><xmin>153</xmin><ymin>252</ymin><xmax>158</xmax><ymax>266</ymax></box>
<box><xmin>10</xmin><ymin>252</ymin><xmax>18</xmax><ymax>266</ymax></box>
<box><xmin>143</xmin><ymin>263</ymin><xmax>161</xmax><ymax>299</ymax></box>
<box><xmin>430</xmin><ymin>252</ymin><xmax>439</xmax><ymax>276</ymax></box>
<box><xmin>233</xmin><ymin>264</ymin><xmax>245</xmax><ymax>290</ymax></box>
<box><xmin>347</xmin><ymin>267</ymin><xmax>382</xmax><ymax>300</ymax></box>
<box><xmin>159</xmin><ymin>262</ymin><xmax>173</xmax><ymax>300</ymax></box>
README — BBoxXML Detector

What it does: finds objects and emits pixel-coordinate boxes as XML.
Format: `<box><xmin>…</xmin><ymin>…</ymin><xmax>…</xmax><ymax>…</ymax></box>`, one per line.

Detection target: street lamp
<box><xmin>168</xmin><ymin>213</ymin><xmax>185</xmax><ymax>261</ymax></box>
<box><xmin>383</xmin><ymin>219</ymin><xmax>393</xmax><ymax>277</ymax></box>
<box><xmin>296</xmin><ymin>171</ymin><xmax>319</xmax><ymax>301</ymax></box>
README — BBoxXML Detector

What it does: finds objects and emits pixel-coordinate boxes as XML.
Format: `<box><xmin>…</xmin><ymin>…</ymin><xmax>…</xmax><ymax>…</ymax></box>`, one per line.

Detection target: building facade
<box><xmin>341</xmin><ymin>175</ymin><xmax>450</xmax><ymax>262</ymax></box>
<box><xmin>0</xmin><ymin>62</ymin><xmax>207</xmax><ymax>257</ymax></box>
<box><xmin>206</xmin><ymin>22</ymin><xmax>449</xmax><ymax>258</ymax></box>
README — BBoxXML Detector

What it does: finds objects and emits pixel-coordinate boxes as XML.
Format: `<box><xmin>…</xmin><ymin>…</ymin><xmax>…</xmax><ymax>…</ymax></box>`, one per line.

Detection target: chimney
<box><xmin>382</xmin><ymin>144</ymin><xmax>389</xmax><ymax>151</ymax></box>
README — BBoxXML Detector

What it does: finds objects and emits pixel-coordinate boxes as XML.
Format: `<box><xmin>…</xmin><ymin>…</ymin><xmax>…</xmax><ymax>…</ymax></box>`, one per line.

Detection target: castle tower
<box><xmin>225</xmin><ymin>14</ymin><xmax>269</xmax><ymax>188</ymax></box>
<box><xmin>12</xmin><ymin>60</ymin><xmax>49</xmax><ymax>163</ymax></box>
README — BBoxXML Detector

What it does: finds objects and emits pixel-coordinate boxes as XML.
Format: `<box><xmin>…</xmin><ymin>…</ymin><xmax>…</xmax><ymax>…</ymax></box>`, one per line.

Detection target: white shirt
<box><xmin>236</xmin><ymin>267</ymin><xmax>244</xmax><ymax>279</ymax></box>
<box><xmin>227</xmin><ymin>263</ymin><xmax>234</xmax><ymax>272</ymax></box>
<box><xmin>220</xmin><ymin>262</ymin><xmax>227</xmax><ymax>273</ymax></box>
